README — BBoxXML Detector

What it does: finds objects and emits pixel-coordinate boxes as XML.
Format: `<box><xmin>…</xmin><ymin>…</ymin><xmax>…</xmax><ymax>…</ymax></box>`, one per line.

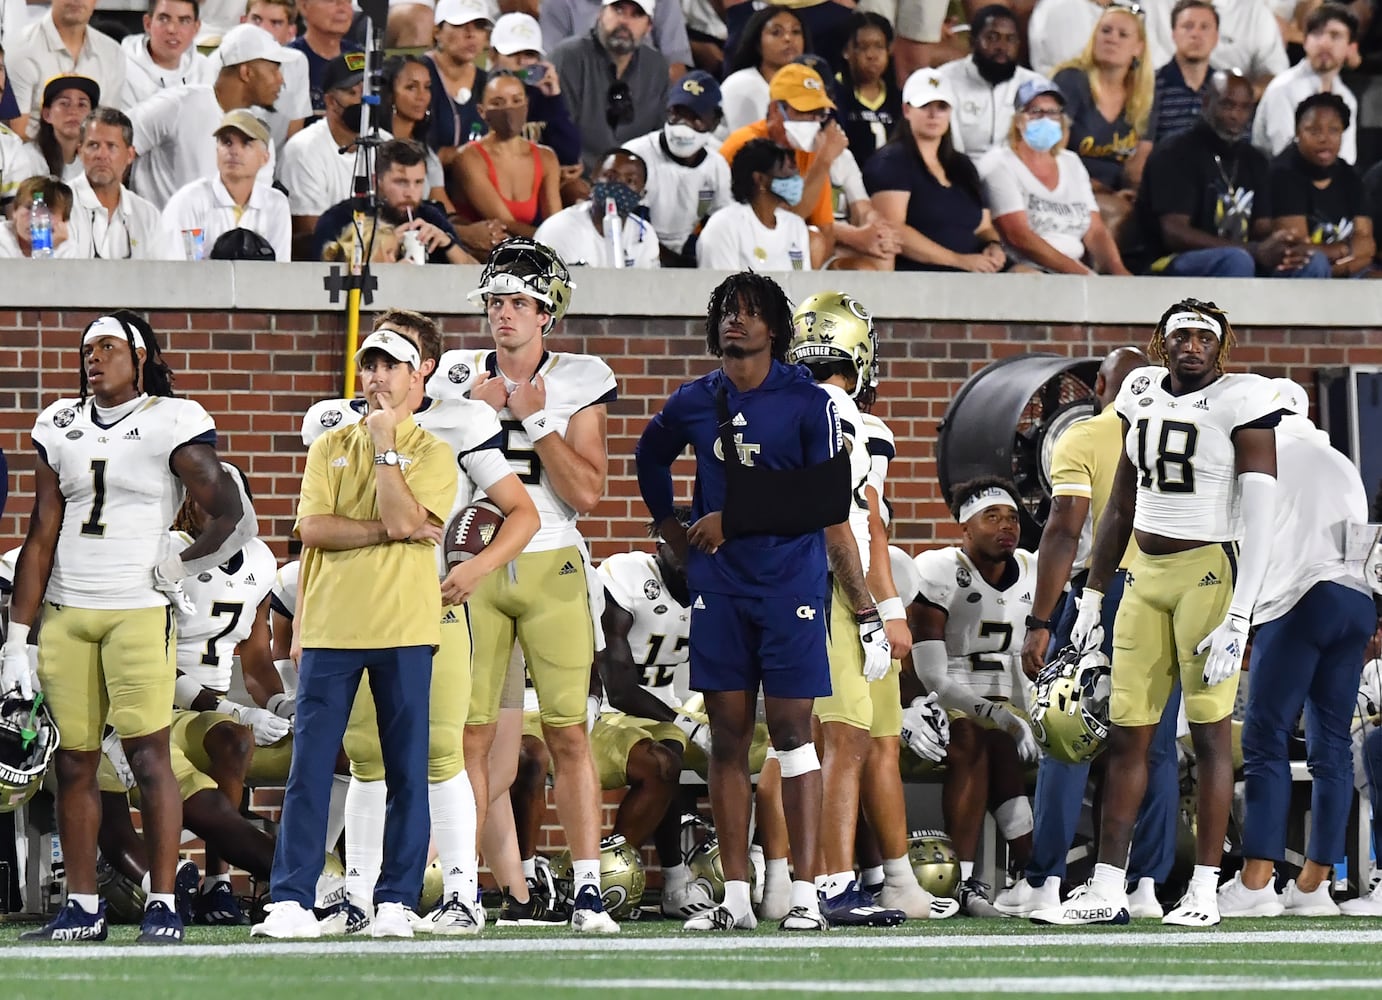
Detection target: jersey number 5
<box><xmin>500</xmin><ymin>419</ymin><xmax>544</xmax><ymax>485</ymax></box>
<box><xmin>1135</xmin><ymin>418</ymin><xmax>1198</xmax><ymax>493</ymax></box>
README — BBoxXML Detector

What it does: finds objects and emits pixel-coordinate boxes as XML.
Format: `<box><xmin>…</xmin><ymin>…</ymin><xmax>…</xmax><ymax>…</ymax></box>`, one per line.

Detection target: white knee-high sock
<box><xmin>429</xmin><ymin>771</ymin><xmax>478</xmax><ymax>903</ymax></box>
<box><xmin>345</xmin><ymin>777</ymin><xmax>388</xmax><ymax>905</ymax></box>
<box><xmin>326</xmin><ymin>773</ymin><xmax>351</xmax><ymax>853</ymax></box>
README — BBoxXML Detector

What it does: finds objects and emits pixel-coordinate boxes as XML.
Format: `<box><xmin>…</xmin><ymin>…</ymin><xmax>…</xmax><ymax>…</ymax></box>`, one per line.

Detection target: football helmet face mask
<box><xmin>788</xmin><ymin>291</ymin><xmax>878</xmax><ymax>399</ymax></box>
<box><xmin>908</xmin><ymin>829</ymin><xmax>961</xmax><ymax>899</ymax></box>
<box><xmin>548</xmin><ymin>834</ymin><xmax>646</xmax><ymax>919</ymax></box>
<box><xmin>0</xmin><ymin>693</ymin><xmax>58</xmax><ymax>813</ymax></box>
<box><xmin>467</xmin><ymin>237</ymin><xmax>575</xmax><ymax>336</ymax></box>
<box><xmin>1031</xmin><ymin>646</ymin><xmax>1112</xmax><ymax>764</ymax></box>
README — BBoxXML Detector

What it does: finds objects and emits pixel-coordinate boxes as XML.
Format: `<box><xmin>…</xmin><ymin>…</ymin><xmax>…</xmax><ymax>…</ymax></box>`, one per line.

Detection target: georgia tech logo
<box><xmin>682</xmin><ymin>78</ymin><xmax>705</xmax><ymax>95</ymax></box>
<box><xmin>796</xmin><ymin>605</ymin><xmax>817</xmax><ymax>620</ymax></box>
<box><xmin>712</xmin><ymin>433</ymin><xmax>761</xmax><ymax>466</ymax></box>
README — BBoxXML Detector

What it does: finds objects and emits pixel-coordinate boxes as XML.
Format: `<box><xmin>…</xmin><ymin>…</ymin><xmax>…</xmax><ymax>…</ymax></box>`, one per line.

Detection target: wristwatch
<box><xmin>374</xmin><ymin>449</ymin><xmax>400</xmax><ymax>467</ymax></box>
<box><xmin>1025</xmin><ymin>614</ymin><xmax>1052</xmax><ymax>631</ymax></box>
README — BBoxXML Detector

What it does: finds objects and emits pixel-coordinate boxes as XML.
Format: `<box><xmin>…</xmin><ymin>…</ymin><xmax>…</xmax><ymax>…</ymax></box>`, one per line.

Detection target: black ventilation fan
<box><xmin>936</xmin><ymin>353</ymin><xmax>1101</xmax><ymax>550</ymax></box>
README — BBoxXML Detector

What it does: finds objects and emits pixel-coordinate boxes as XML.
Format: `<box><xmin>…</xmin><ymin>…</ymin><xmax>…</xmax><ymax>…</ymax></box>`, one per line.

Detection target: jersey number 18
<box><xmin>1135</xmin><ymin>418</ymin><xmax>1198</xmax><ymax>493</ymax></box>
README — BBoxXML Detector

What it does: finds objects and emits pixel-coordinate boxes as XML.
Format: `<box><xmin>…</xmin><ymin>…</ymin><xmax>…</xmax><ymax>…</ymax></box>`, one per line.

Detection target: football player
<box><xmin>902</xmin><ymin>477</ymin><xmax>1038</xmax><ymax>917</ymax></box>
<box><xmin>2</xmin><ymin>312</ymin><xmax>254</xmax><ymax>944</ymax></box>
<box><xmin>299</xmin><ymin>309</ymin><xmax>540</xmax><ymax>935</ymax></box>
<box><xmin>428</xmin><ymin>238</ymin><xmax>621</xmax><ymax>934</ymax></box>
<box><xmin>1217</xmin><ymin>380</ymin><xmax>1376</xmax><ymax>917</ymax></box>
<box><xmin>998</xmin><ymin>347</ymin><xmax>1182</xmax><ymax>920</ymax></box>
<box><xmin>1036</xmin><ymin>298</ymin><xmax>1281</xmax><ymax>927</ymax></box>
<box><xmin>1344</xmin><ymin>633</ymin><xmax>1382</xmax><ymax>915</ymax></box>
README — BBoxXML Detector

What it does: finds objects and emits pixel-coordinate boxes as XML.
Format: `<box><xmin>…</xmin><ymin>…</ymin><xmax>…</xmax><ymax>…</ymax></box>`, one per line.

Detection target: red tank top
<box><xmin>472</xmin><ymin>141</ymin><xmax>544</xmax><ymax>227</ymax></box>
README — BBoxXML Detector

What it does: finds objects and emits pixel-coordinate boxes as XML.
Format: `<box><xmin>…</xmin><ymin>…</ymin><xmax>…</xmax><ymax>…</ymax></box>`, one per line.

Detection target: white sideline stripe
<box><xmin>3</xmin><ymin>928</ymin><xmax>1382</xmax><ymax>960</ymax></box>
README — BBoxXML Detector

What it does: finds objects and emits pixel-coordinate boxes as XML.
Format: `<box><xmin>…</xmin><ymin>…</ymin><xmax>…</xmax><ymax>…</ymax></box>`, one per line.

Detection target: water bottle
<box><xmin>29</xmin><ymin>192</ymin><xmax>53</xmax><ymax>259</ymax></box>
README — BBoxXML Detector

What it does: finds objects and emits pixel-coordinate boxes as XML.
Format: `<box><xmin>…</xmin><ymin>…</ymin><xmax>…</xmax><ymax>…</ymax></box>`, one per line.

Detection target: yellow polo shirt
<box><xmin>1049</xmin><ymin>407</ymin><xmax>1138</xmax><ymax>571</ymax></box>
<box><xmin>295</xmin><ymin>416</ymin><xmax>457</xmax><ymax>649</ymax></box>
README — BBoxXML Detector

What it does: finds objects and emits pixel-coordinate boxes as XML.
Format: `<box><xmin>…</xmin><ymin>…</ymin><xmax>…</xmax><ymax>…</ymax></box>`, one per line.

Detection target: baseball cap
<box><xmin>1271</xmin><ymin>377</ymin><xmax>1309</xmax><ymax>416</ymax></box>
<box><xmin>768</xmin><ymin>64</ymin><xmax>834</xmax><ymax>113</ymax></box>
<box><xmin>322</xmin><ymin>52</ymin><xmax>367</xmax><ymax>93</ymax></box>
<box><xmin>354</xmin><ymin>328</ymin><xmax>421</xmax><ymax>368</ymax></box>
<box><xmin>217</xmin><ymin>23</ymin><xmax>284</xmax><ymax>67</ymax></box>
<box><xmin>1014</xmin><ymin>77</ymin><xmax>1065</xmax><ymax>111</ymax></box>
<box><xmin>435</xmin><ymin>0</ymin><xmax>492</xmax><ymax>27</ymax></box>
<box><xmin>902</xmin><ymin>70</ymin><xmax>954</xmax><ymax>108</ymax></box>
<box><xmin>214</xmin><ymin>108</ymin><xmax>270</xmax><ymax>144</ymax></box>
<box><xmin>491</xmin><ymin>12</ymin><xmax>544</xmax><ymax>55</ymax></box>
<box><xmin>667</xmin><ymin>70</ymin><xmax>721</xmax><ymax>118</ymax></box>
<box><xmin>42</xmin><ymin>75</ymin><xmax>100</xmax><ymax>108</ymax></box>
<box><xmin>603</xmin><ymin>0</ymin><xmax>655</xmax><ymax>16</ymax></box>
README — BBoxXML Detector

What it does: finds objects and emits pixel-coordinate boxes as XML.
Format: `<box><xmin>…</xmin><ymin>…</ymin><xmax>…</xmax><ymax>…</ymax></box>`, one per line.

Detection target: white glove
<box><xmin>1069</xmin><ymin>587</ymin><xmax>1105</xmax><ymax>656</ymax></box>
<box><xmin>267</xmin><ymin>692</ymin><xmax>296</xmax><ymax>721</ymax></box>
<box><xmin>989</xmin><ymin>703</ymin><xmax>1040</xmax><ymax>763</ymax></box>
<box><xmin>101</xmin><ymin>728</ymin><xmax>136</xmax><ymax>791</ymax></box>
<box><xmin>1195</xmin><ymin>612</ymin><xmax>1250</xmax><ymax>686</ymax></box>
<box><xmin>674</xmin><ymin>712</ymin><xmax>713</xmax><ymax>754</ymax></box>
<box><xmin>154</xmin><ymin>553</ymin><xmax>196</xmax><ymax>616</ymax></box>
<box><xmin>858</xmin><ymin>608</ymin><xmax>892</xmax><ymax>683</ymax></box>
<box><xmin>587</xmin><ymin>694</ymin><xmax>602</xmax><ymax>734</ymax></box>
<box><xmin>1</xmin><ymin>625</ymin><xmax>36</xmax><ymax>700</ymax></box>
<box><xmin>900</xmin><ymin>693</ymin><xmax>949</xmax><ymax>763</ymax></box>
<box><xmin>219</xmin><ymin>699</ymin><xmax>292</xmax><ymax>746</ymax></box>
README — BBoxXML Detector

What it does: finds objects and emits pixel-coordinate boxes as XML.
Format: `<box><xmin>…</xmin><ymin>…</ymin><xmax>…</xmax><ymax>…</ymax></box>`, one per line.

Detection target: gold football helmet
<box><xmin>0</xmin><ymin>692</ymin><xmax>57</xmax><ymax>814</ymax></box>
<box><xmin>908</xmin><ymin>829</ymin><xmax>961</xmax><ymax>899</ymax></box>
<box><xmin>1031</xmin><ymin>647</ymin><xmax>1112</xmax><ymax>764</ymax></box>
<box><xmin>418</xmin><ymin>859</ymin><xmax>444</xmax><ymax>915</ymax></box>
<box><xmin>686</xmin><ymin>834</ymin><xmax>758</xmax><ymax>903</ymax></box>
<box><xmin>549</xmin><ymin>834</ymin><xmax>647</xmax><ymax>919</ymax></box>
<box><xmin>467</xmin><ymin>237</ymin><xmax>575</xmax><ymax>335</ymax></box>
<box><xmin>788</xmin><ymin>291</ymin><xmax>878</xmax><ymax>399</ymax></box>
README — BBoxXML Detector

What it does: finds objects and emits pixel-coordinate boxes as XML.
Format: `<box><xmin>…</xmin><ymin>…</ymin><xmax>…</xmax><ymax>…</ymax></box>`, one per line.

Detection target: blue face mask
<box><xmin>769</xmin><ymin>174</ymin><xmax>804</xmax><ymax>206</ymax></box>
<box><xmin>1023</xmin><ymin>117</ymin><xmax>1063</xmax><ymax>153</ymax></box>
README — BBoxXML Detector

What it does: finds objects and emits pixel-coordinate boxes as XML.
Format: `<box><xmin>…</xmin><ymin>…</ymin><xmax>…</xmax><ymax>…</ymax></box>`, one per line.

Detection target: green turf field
<box><xmin>3</xmin><ymin>919</ymin><xmax>1382</xmax><ymax>999</ymax></box>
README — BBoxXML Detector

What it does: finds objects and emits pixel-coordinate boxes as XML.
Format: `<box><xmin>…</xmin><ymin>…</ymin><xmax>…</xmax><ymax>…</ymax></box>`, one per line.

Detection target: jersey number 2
<box><xmin>969</xmin><ymin>622</ymin><xmax>1013</xmax><ymax>672</ymax></box>
<box><xmin>1135</xmin><ymin>418</ymin><xmax>1198</xmax><ymax>493</ymax></box>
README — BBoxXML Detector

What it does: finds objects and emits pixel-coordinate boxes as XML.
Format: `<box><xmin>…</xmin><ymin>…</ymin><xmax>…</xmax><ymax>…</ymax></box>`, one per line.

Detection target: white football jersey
<box><xmin>0</xmin><ymin>546</ymin><xmax>19</xmax><ymax>596</ymax></box>
<box><xmin>1114</xmin><ymin>367</ymin><xmax>1282</xmax><ymax>542</ymax></box>
<box><xmin>912</xmin><ymin>546</ymin><xmax>1036</xmax><ymax>704</ymax></box>
<box><xmin>31</xmin><ymin>395</ymin><xmax>216</xmax><ymax>609</ymax></box>
<box><xmin>860</xmin><ymin>412</ymin><xmax>896</xmax><ymax>503</ymax></box>
<box><xmin>271</xmin><ymin>560</ymin><xmax>299</xmax><ymax>620</ymax></box>
<box><xmin>172</xmin><ymin>532</ymin><xmax>277</xmax><ymax>691</ymax></box>
<box><xmin>820</xmin><ymin>383</ymin><xmax>872</xmax><ymax>574</ymax></box>
<box><xmin>426</xmin><ymin>349</ymin><xmax>618</xmax><ymax>552</ymax></box>
<box><xmin>597</xmin><ymin>550</ymin><xmax>690</xmax><ymax>708</ymax></box>
<box><xmin>890</xmin><ymin>544</ymin><xmax>922</xmax><ymax>605</ymax></box>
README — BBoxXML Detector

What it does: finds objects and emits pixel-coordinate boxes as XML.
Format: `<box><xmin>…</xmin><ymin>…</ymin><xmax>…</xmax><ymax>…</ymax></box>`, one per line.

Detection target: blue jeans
<box><xmin>1241</xmin><ymin>581</ymin><xmax>1376</xmax><ymax>864</ymax></box>
<box><xmin>269</xmin><ymin>644</ymin><xmax>433</xmax><ymax>908</ymax></box>
<box><xmin>1159</xmin><ymin>247</ymin><xmax>1331</xmax><ymax>278</ymax></box>
<box><xmin>1028</xmin><ymin>571</ymin><xmax>1181</xmax><ymax>885</ymax></box>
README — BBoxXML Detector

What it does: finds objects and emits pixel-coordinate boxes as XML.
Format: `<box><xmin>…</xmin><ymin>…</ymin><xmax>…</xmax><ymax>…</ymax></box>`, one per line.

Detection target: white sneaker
<box><xmin>370</xmin><ymin>902</ymin><xmax>417</xmax><ymax>938</ymax></box>
<box><xmin>1340</xmin><ymin>879</ymin><xmax>1382</xmax><ymax>916</ymax></box>
<box><xmin>758</xmin><ymin>866</ymin><xmax>792</xmax><ymax>921</ymax></box>
<box><xmin>1031</xmin><ymin>881</ymin><xmax>1130</xmax><ymax>926</ymax></box>
<box><xmin>684</xmin><ymin>903</ymin><xmax>757</xmax><ymax>931</ymax></box>
<box><xmin>1163</xmin><ymin>882</ymin><xmax>1220</xmax><ymax>926</ymax></box>
<box><xmin>993</xmin><ymin>877</ymin><xmax>1059</xmax><ymax>917</ymax></box>
<box><xmin>1216</xmin><ymin>872</ymin><xmax>1283</xmax><ymax>918</ymax></box>
<box><xmin>1282</xmin><ymin>879</ymin><xmax>1339</xmax><ymax>917</ymax></box>
<box><xmin>1127</xmin><ymin>878</ymin><xmax>1163</xmax><ymax>919</ymax></box>
<box><xmin>662</xmin><ymin>881</ymin><xmax>717</xmax><ymax>918</ymax></box>
<box><xmin>317</xmin><ymin>897</ymin><xmax>371</xmax><ymax>935</ymax></box>
<box><xmin>419</xmin><ymin>894</ymin><xmax>485</xmax><ymax>935</ymax></box>
<box><xmin>251</xmin><ymin>901</ymin><xmax>322</xmax><ymax>939</ymax></box>
<box><xmin>779</xmin><ymin>904</ymin><xmax>828</xmax><ymax>931</ymax></box>
<box><xmin>570</xmin><ymin>887</ymin><xmax>619</xmax><ymax>935</ymax></box>
<box><xmin>878</xmin><ymin>881</ymin><xmax>960</xmax><ymax>920</ymax></box>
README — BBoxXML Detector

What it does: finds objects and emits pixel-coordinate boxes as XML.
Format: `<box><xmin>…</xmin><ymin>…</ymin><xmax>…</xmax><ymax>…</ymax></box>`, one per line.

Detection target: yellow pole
<box><xmin>344</xmin><ymin>285</ymin><xmax>361</xmax><ymax>398</ymax></box>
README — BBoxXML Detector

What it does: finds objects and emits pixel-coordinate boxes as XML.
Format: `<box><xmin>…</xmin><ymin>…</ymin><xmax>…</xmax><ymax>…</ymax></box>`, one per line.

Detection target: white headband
<box><xmin>83</xmin><ymin>315</ymin><xmax>145</xmax><ymax>352</ymax></box>
<box><xmin>958</xmin><ymin>487</ymin><xmax>1017</xmax><ymax>524</ymax></box>
<box><xmin>1162</xmin><ymin>311</ymin><xmax>1222</xmax><ymax>340</ymax></box>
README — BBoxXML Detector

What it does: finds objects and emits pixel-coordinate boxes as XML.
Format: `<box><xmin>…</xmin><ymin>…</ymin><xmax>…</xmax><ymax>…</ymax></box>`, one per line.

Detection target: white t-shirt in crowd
<box><xmin>534</xmin><ymin>202</ymin><xmax>661</xmax><ymax>268</ymax></box>
<box><xmin>696</xmin><ymin>200</ymin><xmax>810</xmax><ymax>271</ymax></box>
<box><xmin>980</xmin><ymin>145</ymin><xmax>1095</xmax><ymax>263</ymax></box>
<box><xmin>719</xmin><ymin>68</ymin><xmax>771</xmax><ymax>134</ymax></box>
<box><xmin>67</xmin><ymin>173</ymin><xmax>181</xmax><ymax>260</ymax></box>
<box><xmin>936</xmin><ymin>56</ymin><xmax>1044</xmax><ymax>163</ymax></box>
<box><xmin>623</xmin><ymin>128</ymin><xmax>732</xmax><ymax>255</ymax></box>
<box><xmin>120</xmin><ymin>33</ymin><xmax>216</xmax><ymax>107</ymax></box>
<box><xmin>205</xmin><ymin>42</ymin><xmax>313</xmax><ymax>154</ymax></box>
<box><xmin>1252</xmin><ymin>60</ymin><xmax>1358</xmax><ymax>164</ymax></box>
<box><xmin>1027</xmin><ymin>0</ymin><xmax>1105</xmax><ymax>77</ymax></box>
<box><xmin>277</xmin><ymin>118</ymin><xmax>388</xmax><ymax>216</ymax></box>
<box><xmin>162</xmin><ymin>174</ymin><xmax>293</xmax><ymax>261</ymax></box>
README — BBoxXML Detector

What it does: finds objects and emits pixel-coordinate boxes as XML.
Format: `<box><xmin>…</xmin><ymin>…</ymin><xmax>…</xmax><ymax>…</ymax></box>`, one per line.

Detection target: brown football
<box><xmin>444</xmin><ymin>500</ymin><xmax>505</xmax><ymax>567</ymax></box>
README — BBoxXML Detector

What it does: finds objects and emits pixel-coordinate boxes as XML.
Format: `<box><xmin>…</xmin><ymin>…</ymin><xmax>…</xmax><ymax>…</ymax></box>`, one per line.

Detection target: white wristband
<box><xmin>267</xmin><ymin>692</ymin><xmax>291</xmax><ymax>714</ymax></box>
<box><xmin>521</xmin><ymin>409</ymin><xmax>555</xmax><ymax>442</ymax></box>
<box><xmin>173</xmin><ymin>673</ymin><xmax>206</xmax><ymax>710</ymax></box>
<box><xmin>673</xmin><ymin>713</ymin><xmax>700</xmax><ymax>737</ymax></box>
<box><xmin>215</xmin><ymin>698</ymin><xmax>245</xmax><ymax>721</ymax></box>
<box><xmin>3</xmin><ymin>623</ymin><xmax>30</xmax><ymax>649</ymax></box>
<box><xmin>876</xmin><ymin>596</ymin><xmax>906</xmax><ymax>622</ymax></box>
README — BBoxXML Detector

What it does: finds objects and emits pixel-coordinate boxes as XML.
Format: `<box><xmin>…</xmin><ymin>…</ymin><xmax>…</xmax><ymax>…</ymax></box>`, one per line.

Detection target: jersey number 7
<box><xmin>1135</xmin><ymin>418</ymin><xmax>1198</xmax><ymax>493</ymax></box>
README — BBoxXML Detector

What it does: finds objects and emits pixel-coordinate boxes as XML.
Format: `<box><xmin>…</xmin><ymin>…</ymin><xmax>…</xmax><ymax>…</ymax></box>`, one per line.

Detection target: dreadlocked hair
<box><xmin>1148</xmin><ymin>298</ymin><xmax>1235</xmax><ymax>375</ymax></box>
<box><xmin>647</xmin><ymin>504</ymin><xmax>693</xmax><ymax>538</ymax></box>
<box><xmin>78</xmin><ymin>310</ymin><xmax>177</xmax><ymax>403</ymax></box>
<box><xmin>704</xmin><ymin>272</ymin><xmax>795</xmax><ymax>361</ymax></box>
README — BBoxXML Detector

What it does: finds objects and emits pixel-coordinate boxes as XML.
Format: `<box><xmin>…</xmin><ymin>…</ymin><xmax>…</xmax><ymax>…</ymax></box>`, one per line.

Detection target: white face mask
<box><xmin>783</xmin><ymin>119</ymin><xmax>820</xmax><ymax>151</ymax></box>
<box><xmin>663</xmin><ymin>121</ymin><xmax>710</xmax><ymax>158</ymax></box>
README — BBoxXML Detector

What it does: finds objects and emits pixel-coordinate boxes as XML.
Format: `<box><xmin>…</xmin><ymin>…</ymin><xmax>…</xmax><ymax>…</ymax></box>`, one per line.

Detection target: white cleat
<box><xmin>779</xmin><ymin>905</ymin><xmax>828</xmax><ymax>931</ymax></box>
<box><xmin>370</xmin><ymin>902</ymin><xmax>417</xmax><ymax>938</ymax></box>
<box><xmin>993</xmin><ymin>877</ymin><xmax>1060</xmax><ymax>918</ymax></box>
<box><xmin>251</xmin><ymin>901</ymin><xmax>322</xmax><ymax>939</ymax></box>
<box><xmin>758</xmin><ymin>867</ymin><xmax>792</xmax><ymax>921</ymax></box>
<box><xmin>878</xmin><ymin>881</ymin><xmax>960</xmax><ymax>920</ymax></box>
<box><xmin>1216</xmin><ymin>872</ymin><xmax>1284</xmax><ymax>918</ymax></box>
<box><xmin>1126</xmin><ymin>878</ymin><xmax>1163</xmax><ymax>919</ymax></box>
<box><xmin>570</xmin><ymin>887</ymin><xmax>620</xmax><ymax>935</ymax></box>
<box><xmin>662</xmin><ymin>881</ymin><xmax>717</xmax><ymax>919</ymax></box>
<box><xmin>1281</xmin><ymin>879</ymin><xmax>1339</xmax><ymax>917</ymax></box>
<box><xmin>683</xmin><ymin>903</ymin><xmax>757</xmax><ymax>931</ymax></box>
<box><xmin>1163</xmin><ymin>882</ymin><xmax>1220</xmax><ymax>927</ymax></box>
<box><xmin>1340</xmin><ymin>878</ymin><xmax>1382</xmax><ymax>916</ymax></box>
<box><xmin>418</xmin><ymin>894</ymin><xmax>485</xmax><ymax>935</ymax></box>
<box><xmin>1031</xmin><ymin>882</ymin><xmax>1130</xmax><ymax>926</ymax></box>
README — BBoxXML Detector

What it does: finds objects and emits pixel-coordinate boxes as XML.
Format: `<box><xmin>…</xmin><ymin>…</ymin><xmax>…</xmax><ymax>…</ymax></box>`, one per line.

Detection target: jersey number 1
<box><xmin>80</xmin><ymin>460</ymin><xmax>109</xmax><ymax>537</ymax></box>
<box><xmin>1135</xmin><ymin>419</ymin><xmax>1198</xmax><ymax>493</ymax></box>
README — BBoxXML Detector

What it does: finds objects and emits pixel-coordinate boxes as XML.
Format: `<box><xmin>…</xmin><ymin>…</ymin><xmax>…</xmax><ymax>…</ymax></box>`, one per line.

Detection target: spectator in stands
<box><xmin>241</xmin><ymin>0</ymin><xmax>312</xmax><ymax>151</ymax></box>
<box><xmin>682</xmin><ymin>0</ymin><xmax>726</xmax><ymax>74</ymax></box>
<box><xmin>120</xmin><ymin>0</ymin><xmax>213</xmax><ymax>107</ymax></box>
<box><xmin>278</xmin><ymin>51</ymin><xmax>382</xmax><ymax>258</ymax></box>
<box><xmin>1143</xmin><ymin>0</ymin><xmax>1287</xmax><ymax>97</ymax></box>
<box><xmin>695</xmin><ymin>136</ymin><xmax>809</xmax><ymax>270</ymax></box>
<box><xmin>719</xmin><ymin>7</ymin><xmax>808</xmax><ymax>135</ymax></box>
<box><xmin>1267</xmin><ymin>93</ymin><xmax>1373</xmax><ymax>277</ymax></box>
<box><xmin>1119</xmin><ymin>70</ymin><xmax>1329</xmax><ymax>277</ymax></box>
<box><xmin>540</xmin><ymin>0</ymin><xmax>693</xmax><ymax>79</ymax></box>
<box><xmin>856</xmin><ymin>0</ymin><xmax>966</xmax><ymax>79</ymax></box>
<box><xmin>68</xmin><ymin>106</ymin><xmax>179</xmax><ymax>259</ymax></box>
<box><xmin>551</xmin><ymin>0</ymin><xmax>669</xmax><ymax>172</ymax></box>
<box><xmin>9</xmin><ymin>74</ymin><xmax>96</xmax><ymax>185</ymax></box>
<box><xmin>722</xmin><ymin>0</ymin><xmax>850</xmax><ymax>77</ymax></box>
<box><xmin>5</xmin><ymin>0</ymin><xmax>125</xmax><ymax>138</ymax></box>
<box><xmin>834</xmin><ymin>11</ymin><xmax>900</xmax><ymax>169</ymax></box>
<box><xmin>162</xmin><ymin>109</ymin><xmax>291</xmax><ymax>261</ymax></box>
<box><xmin>424</xmin><ymin>0</ymin><xmax>489</xmax><ymax>154</ymax></box>
<box><xmin>452</xmin><ymin>72</ymin><xmax>561</xmax><ymax>239</ymax></box>
<box><xmin>0</xmin><ymin>43</ymin><xmax>16</xmax><ymax>128</ymax></box>
<box><xmin>1052</xmin><ymin>4</ymin><xmax>1154</xmax><ymax>226</ymax></box>
<box><xmin>865</xmin><ymin>71</ymin><xmax>1006</xmax><ymax>272</ymax></box>
<box><xmin>936</xmin><ymin>5</ymin><xmax>1042</xmax><ymax>165</ymax></box>
<box><xmin>1364</xmin><ymin>160</ymin><xmax>1382</xmax><ymax>272</ymax></box>
<box><xmin>289</xmin><ymin>0</ymin><xmax>360</xmax><ymax>117</ymax></box>
<box><xmin>980</xmin><ymin>78</ymin><xmax>1129</xmax><ymax>274</ymax></box>
<box><xmin>624</xmin><ymin>69</ymin><xmax>731</xmax><ymax>265</ymax></box>
<box><xmin>130</xmin><ymin>22</ymin><xmax>284</xmax><ymax>207</ymax></box>
<box><xmin>386</xmin><ymin>0</ymin><xmax>435</xmax><ymax>49</ymax></box>
<box><xmin>534</xmin><ymin>146</ymin><xmax>660</xmax><ymax>266</ymax></box>
<box><xmin>378</xmin><ymin>55</ymin><xmax>450</xmax><ymax>207</ymax></box>
<box><xmin>0</xmin><ymin>174</ymin><xmax>79</xmax><ymax>256</ymax></box>
<box><xmin>1029</xmin><ymin>0</ymin><xmax>1116</xmax><ymax>78</ymax></box>
<box><xmin>1150</xmin><ymin>0</ymin><xmax>1217</xmax><ymax>145</ymax></box>
<box><xmin>1253</xmin><ymin>4</ymin><xmax>1359</xmax><ymax>164</ymax></box>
